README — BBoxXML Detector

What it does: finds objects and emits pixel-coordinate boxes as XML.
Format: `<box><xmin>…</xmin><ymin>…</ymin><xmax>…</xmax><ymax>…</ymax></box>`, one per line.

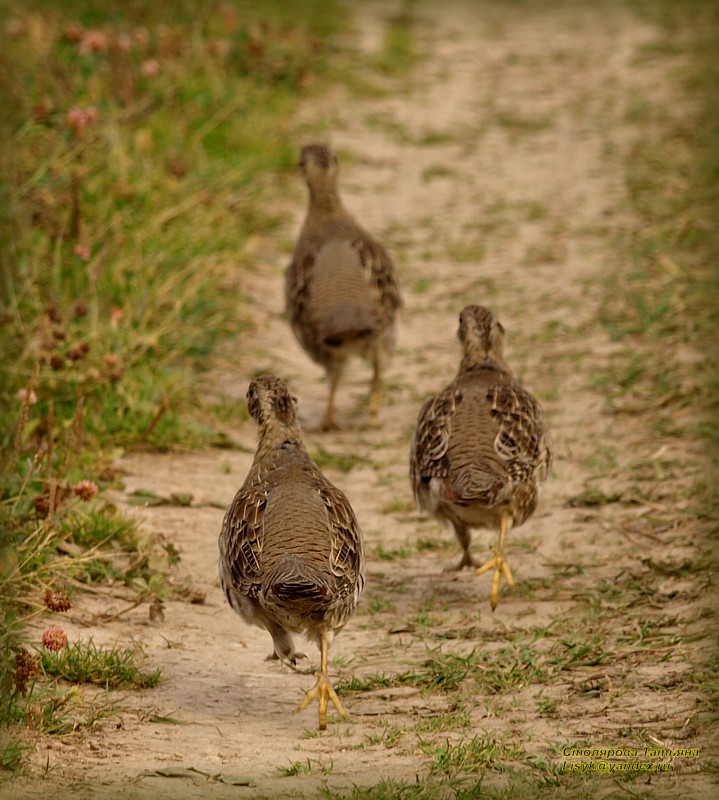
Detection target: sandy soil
<box><xmin>6</xmin><ymin>2</ymin><xmax>715</xmax><ymax>798</ymax></box>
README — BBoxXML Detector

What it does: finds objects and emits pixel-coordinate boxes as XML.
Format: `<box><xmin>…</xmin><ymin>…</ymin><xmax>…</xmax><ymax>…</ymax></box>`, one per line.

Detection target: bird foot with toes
<box><xmin>475</xmin><ymin>547</ymin><xmax>515</xmax><ymax>610</ymax></box>
<box><xmin>296</xmin><ymin>671</ymin><xmax>347</xmax><ymax>731</ymax></box>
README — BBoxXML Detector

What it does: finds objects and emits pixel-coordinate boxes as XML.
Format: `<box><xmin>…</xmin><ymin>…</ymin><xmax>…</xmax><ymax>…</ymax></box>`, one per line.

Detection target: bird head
<box><xmin>457</xmin><ymin>305</ymin><xmax>507</xmax><ymax>370</ymax></box>
<box><xmin>299</xmin><ymin>143</ymin><xmax>339</xmax><ymax>193</ymax></box>
<box><xmin>246</xmin><ymin>375</ymin><xmax>299</xmax><ymax>430</ymax></box>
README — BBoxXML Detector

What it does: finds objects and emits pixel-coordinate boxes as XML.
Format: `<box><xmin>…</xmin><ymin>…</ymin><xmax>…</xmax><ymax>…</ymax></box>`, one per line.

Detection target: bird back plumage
<box><xmin>285</xmin><ymin>145</ymin><xmax>401</xmax><ymax>369</ymax></box>
<box><xmin>219</xmin><ymin>379</ymin><xmax>365</xmax><ymax>651</ymax></box>
<box><xmin>410</xmin><ymin>310</ymin><xmax>551</xmax><ymax>531</ymax></box>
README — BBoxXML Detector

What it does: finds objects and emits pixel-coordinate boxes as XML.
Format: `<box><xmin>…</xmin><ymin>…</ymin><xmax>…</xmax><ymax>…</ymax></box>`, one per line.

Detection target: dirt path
<box><xmin>10</xmin><ymin>2</ymin><xmax>713</xmax><ymax>798</ymax></box>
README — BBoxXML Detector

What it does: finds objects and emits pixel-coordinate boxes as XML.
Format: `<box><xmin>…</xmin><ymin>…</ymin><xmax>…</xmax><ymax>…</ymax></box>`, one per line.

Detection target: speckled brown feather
<box><xmin>218</xmin><ymin>376</ymin><xmax>365</xmax><ymax>662</ymax></box>
<box><xmin>286</xmin><ymin>224</ymin><xmax>401</xmax><ymax>360</ymax></box>
<box><xmin>285</xmin><ymin>144</ymin><xmax>401</xmax><ymax>426</ymax></box>
<box><xmin>410</xmin><ymin>306</ymin><xmax>551</xmax><ymax>554</ymax></box>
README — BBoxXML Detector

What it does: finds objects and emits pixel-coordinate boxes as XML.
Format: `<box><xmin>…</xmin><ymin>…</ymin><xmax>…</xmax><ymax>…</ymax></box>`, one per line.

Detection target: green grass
<box><xmin>337</xmin><ymin>645</ymin><xmax>547</xmax><ymax>697</ymax></box>
<box><xmin>7</xmin><ymin>682</ymin><xmax>124</xmax><ymax>738</ymax></box>
<box><xmin>414</xmin><ymin>704</ymin><xmax>471</xmax><ymax>733</ymax></box>
<box><xmin>325</xmin><ymin>6</ymin><xmax>717</xmax><ymax>794</ymax></box>
<box><xmin>373</xmin><ymin>542</ymin><xmax>415</xmax><ymax>561</ymax></box>
<box><xmin>318</xmin><ymin>778</ymin><xmax>442</xmax><ymax>800</ymax></box>
<box><xmin>364</xmin><ymin>596</ymin><xmax>397</xmax><ymax>615</ymax></box>
<box><xmin>422</xmin><ymin>165</ymin><xmax>458</xmax><ymax>182</ymax></box>
<box><xmin>2</xmin><ymin>0</ymin><xmax>718</xmax><ymax>793</ymax></box>
<box><xmin>40</xmin><ymin>638</ymin><xmax>161</xmax><ymax>689</ymax></box>
<box><xmin>534</xmin><ymin>693</ymin><xmax>561</xmax><ymax>719</ymax></box>
<box><xmin>372</xmin><ymin>5</ymin><xmax>421</xmax><ymax>78</ymax></box>
<box><xmin>277</xmin><ymin>757</ymin><xmax>334</xmax><ymax>777</ymax></box>
<box><xmin>364</xmin><ymin>720</ymin><xmax>406</xmax><ymax>748</ymax></box>
<box><xmin>419</xmin><ymin>734</ymin><xmax>525</xmax><ymax>777</ymax></box>
<box><xmin>598</xmin><ymin>4</ymin><xmax>719</xmax><ymax>402</ymax></box>
<box><xmin>0</xmin><ymin>739</ymin><xmax>28</xmax><ymax>771</ymax></box>
<box><xmin>446</xmin><ymin>238</ymin><xmax>486</xmax><ymax>264</ymax></box>
<box><xmin>311</xmin><ymin>7</ymin><xmax>718</xmax><ymax>793</ymax></box>
<box><xmin>492</xmin><ymin>110</ymin><xmax>554</xmax><ymax>135</ymax></box>
<box><xmin>311</xmin><ymin>445</ymin><xmax>366</xmax><ymax>473</ymax></box>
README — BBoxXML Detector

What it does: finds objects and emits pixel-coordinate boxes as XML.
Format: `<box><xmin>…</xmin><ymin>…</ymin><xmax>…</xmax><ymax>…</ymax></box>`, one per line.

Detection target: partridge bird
<box><xmin>285</xmin><ymin>143</ymin><xmax>402</xmax><ymax>430</ymax></box>
<box><xmin>410</xmin><ymin>306</ymin><xmax>552</xmax><ymax>610</ymax></box>
<box><xmin>218</xmin><ymin>376</ymin><xmax>365</xmax><ymax>729</ymax></box>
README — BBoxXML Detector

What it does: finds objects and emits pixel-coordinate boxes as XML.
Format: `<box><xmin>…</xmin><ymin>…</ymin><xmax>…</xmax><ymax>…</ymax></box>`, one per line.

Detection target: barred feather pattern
<box><xmin>285</xmin><ymin>144</ymin><xmax>402</xmax><ymax>374</ymax></box>
<box><xmin>286</xmin><ymin>227</ymin><xmax>401</xmax><ymax>368</ymax></box>
<box><xmin>219</xmin><ymin>448</ymin><xmax>365</xmax><ymax>638</ymax></box>
<box><xmin>410</xmin><ymin>312</ymin><xmax>551</xmax><ymax>534</ymax></box>
<box><xmin>488</xmin><ymin>383</ymin><xmax>552</xmax><ymax>487</ymax></box>
<box><xmin>409</xmin><ymin>388</ymin><xmax>460</xmax><ymax>483</ymax></box>
<box><xmin>219</xmin><ymin>377</ymin><xmax>365</xmax><ymax>657</ymax></box>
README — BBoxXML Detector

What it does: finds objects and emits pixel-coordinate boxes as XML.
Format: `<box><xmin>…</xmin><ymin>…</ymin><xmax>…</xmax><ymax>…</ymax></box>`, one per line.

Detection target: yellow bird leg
<box><xmin>474</xmin><ymin>513</ymin><xmax>514</xmax><ymax>611</ymax></box>
<box><xmin>295</xmin><ymin>633</ymin><xmax>346</xmax><ymax>730</ymax></box>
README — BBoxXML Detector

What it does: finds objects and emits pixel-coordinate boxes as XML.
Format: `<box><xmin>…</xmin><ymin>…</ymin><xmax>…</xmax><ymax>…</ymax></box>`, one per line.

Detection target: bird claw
<box><xmin>296</xmin><ymin>671</ymin><xmax>347</xmax><ymax>731</ymax></box>
<box><xmin>474</xmin><ymin>553</ymin><xmax>496</xmax><ymax>577</ymax></box>
<box><xmin>475</xmin><ymin>547</ymin><xmax>515</xmax><ymax>610</ymax></box>
<box><xmin>443</xmin><ymin>552</ymin><xmax>479</xmax><ymax>572</ymax></box>
<box><xmin>501</xmin><ymin>559</ymin><xmax>515</xmax><ymax>588</ymax></box>
<box><xmin>266</xmin><ymin>651</ymin><xmax>308</xmax><ymax>667</ymax></box>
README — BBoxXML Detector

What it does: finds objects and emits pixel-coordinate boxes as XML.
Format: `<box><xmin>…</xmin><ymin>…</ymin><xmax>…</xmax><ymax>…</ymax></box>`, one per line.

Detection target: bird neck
<box><xmin>307</xmin><ymin>185</ymin><xmax>345</xmax><ymax>217</ymax></box>
<box><xmin>255</xmin><ymin>419</ymin><xmax>305</xmax><ymax>459</ymax></box>
<box><xmin>459</xmin><ymin>352</ymin><xmax>511</xmax><ymax>376</ymax></box>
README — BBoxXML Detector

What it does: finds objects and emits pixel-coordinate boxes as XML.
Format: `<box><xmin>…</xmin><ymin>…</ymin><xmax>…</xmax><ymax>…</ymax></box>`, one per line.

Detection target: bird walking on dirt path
<box><xmin>285</xmin><ymin>143</ymin><xmax>402</xmax><ymax>430</ymax></box>
<box><xmin>409</xmin><ymin>306</ymin><xmax>552</xmax><ymax>610</ymax></box>
<box><xmin>219</xmin><ymin>375</ymin><xmax>365</xmax><ymax>729</ymax></box>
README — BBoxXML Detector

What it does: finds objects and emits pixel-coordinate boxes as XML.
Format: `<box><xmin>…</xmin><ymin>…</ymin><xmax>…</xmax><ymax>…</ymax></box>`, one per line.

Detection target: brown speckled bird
<box><xmin>285</xmin><ymin>143</ymin><xmax>402</xmax><ymax>430</ymax></box>
<box><xmin>409</xmin><ymin>306</ymin><xmax>552</xmax><ymax>610</ymax></box>
<box><xmin>218</xmin><ymin>376</ymin><xmax>365</xmax><ymax>729</ymax></box>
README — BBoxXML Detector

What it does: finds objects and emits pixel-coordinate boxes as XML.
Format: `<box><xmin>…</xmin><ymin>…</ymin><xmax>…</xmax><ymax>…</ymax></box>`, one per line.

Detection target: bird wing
<box><xmin>355</xmin><ymin>236</ymin><xmax>403</xmax><ymax>320</ymax></box>
<box><xmin>488</xmin><ymin>382</ymin><xmax>552</xmax><ymax>482</ymax></box>
<box><xmin>220</xmin><ymin>481</ymin><xmax>268</xmax><ymax>596</ymax></box>
<box><xmin>317</xmin><ymin>482</ymin><xmax>365</xmax><ymax>593</ymax></box>
<box><xmin>285</xmin><ymin>248</ymin><xmax>314</xmax><ymax>332</ymax></box>
<box><xmin>411</xmin><ymin>386</ymin><xmax>461</xmax><ymax>483</ymax></box>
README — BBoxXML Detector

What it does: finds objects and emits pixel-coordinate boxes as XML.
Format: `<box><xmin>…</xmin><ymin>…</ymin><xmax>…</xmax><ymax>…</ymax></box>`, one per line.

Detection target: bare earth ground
<box><xmin>5</xmin><ymin>1</ymin><xmax>716</xmax><ymax>798</ymax></box>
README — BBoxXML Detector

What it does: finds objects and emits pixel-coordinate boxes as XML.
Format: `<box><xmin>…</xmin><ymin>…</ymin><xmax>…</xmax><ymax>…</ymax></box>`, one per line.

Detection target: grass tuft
<box><xmin>41</xmin><ymin>638</ymin><xmax>161</xmax><ymax>688</ymax></box>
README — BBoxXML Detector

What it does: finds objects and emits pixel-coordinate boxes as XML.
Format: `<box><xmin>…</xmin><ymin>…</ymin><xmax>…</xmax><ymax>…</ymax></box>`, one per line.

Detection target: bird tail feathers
<box><xmin>319</xmin><ymin>305</ymin><xmax>376</xmax><ymax>347</ymax></box>
<box><xmin>265</xmin><ymin>557</ymin><xmax>329</xmax><ymax>605</ymax></box>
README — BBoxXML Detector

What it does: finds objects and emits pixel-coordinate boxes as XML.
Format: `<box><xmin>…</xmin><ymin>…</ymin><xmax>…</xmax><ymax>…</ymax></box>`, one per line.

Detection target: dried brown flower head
<box><xmin>15</xmin><ymin>648</ymin><xmax>40</xmax><ymax>695</ymax></box>
<box><xmin>66</xmin><ymin>344</ymin><xmax>90</xmax><ymax>361</ymax></box>
<box><xmin>46</xmin><ymin>304</ymin><xmax>62</xmax><ymax>323</ymax></box>
<box><xmin>63</xmin><ymin>24</ymin><xmax>84</xmax><ymax>43</ymax></box>
<box><xmin>167</xmin><ymin>158</ymin><xmax>187</xmax><ymax>179</ymax></box>
<box><xmin>44</xmin><ymin>588</ymin><xmax>71</xmax><ymax>613</ymax></box>
<box><xmin>34</xmin><ymin>493</ymin><xmax>50</xmax><ymax>517</ymax></box>
<box><xmin>78</xmin><ymin>30</ymin><xmax>108</xmax><ymax>56</ymax></box>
